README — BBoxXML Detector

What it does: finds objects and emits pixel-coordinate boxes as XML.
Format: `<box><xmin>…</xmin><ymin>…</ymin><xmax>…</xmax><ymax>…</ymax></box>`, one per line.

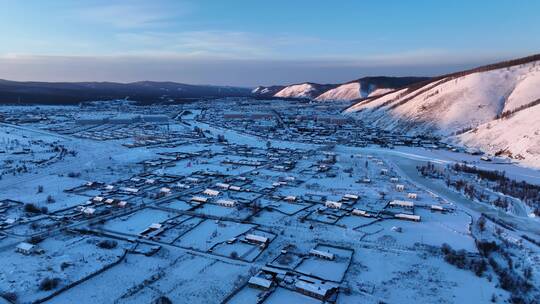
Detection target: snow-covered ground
<box><xmin>0</xmin><ymin>102</ymin><xmax>538</xmax><ymax>304</ymax></box>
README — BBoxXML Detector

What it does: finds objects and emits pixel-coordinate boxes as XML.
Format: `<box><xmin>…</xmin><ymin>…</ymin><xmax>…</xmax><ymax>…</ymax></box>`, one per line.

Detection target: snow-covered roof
<box><xmin>395</xmin><ymin>213</ymin><xmax>421</xmax><ymax>221</ymax></box>
<box><xmin>16</xmin><ymin>242</ymin><xmax>35</xmax><ymax>251</ymax></box>
<box><xmin>295</xmin><ymin>280</ymin><xmax>333</xmax><ymax>297</ymax></box>
<box><xmin>245</xmin><ymin>233</ymin><xmax>269</xmax><ymax>244</ymax></box>
<box><xmin>248</xmin><ymin>276</ymin><xmax>272</xmax><ymax>289</ymax></box>
<box><xmin>390</xmin><ymin>200</ymin><xmax>414</xmax><ymax>207</ymax></box>
<box><xmin>203</xmin><ymin>189</ymin><xmax>220</xmax><ymax>196</ymax></box>
<box><xmin>310</xmin><ymin>249</ymin><xmax>335</xmax><ymax>260</ymax></box>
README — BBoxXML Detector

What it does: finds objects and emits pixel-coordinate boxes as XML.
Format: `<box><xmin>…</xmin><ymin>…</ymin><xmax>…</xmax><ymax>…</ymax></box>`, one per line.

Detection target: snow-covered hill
<box><xmin>315</xmin><ymin>77</ymin><xmax>427</xmax><ymax>102</ymax></box>
<box><xmin>345</xmin><ymin>54</ymin><xmax>540</xmax><ymax>168</ymax></box>
<box><xmin>456</xmin><ymin>102</ymin><xmax>540</xmax><ymax>168</ymax></box>
<box><xmin>273</xmin><ymin>82</ymin><xmax>337</xmax><ymax>99</ymax></box>
<box><xmin>257</xmin><ymin>77</ymin><xmax>427</xmax><ymax>101</ymax></box>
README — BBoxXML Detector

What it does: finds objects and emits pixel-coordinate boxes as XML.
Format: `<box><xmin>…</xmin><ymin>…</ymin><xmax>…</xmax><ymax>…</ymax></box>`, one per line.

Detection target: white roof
<box><xmin>343</xmin><ymin>194</ymin><xmax>359</xmax><ymax>200</ymax></box>
<box><xmin>325</xmin><ymin>201</ymin><xmax>342</xmax><ymax>208</ymax></box>
<box><xmin>82</xmin><ymin>207</ymin><xmax>96</xmax><ymax>214</ymax></box>
<box><xmin>216</xmin><ymin>199</ymin><xmax>236</xmax><ymax>206</ymax></box>
<box><xmin>352</xmin><ymin>209</ymin><xmax>369</xmax><ymax>216</ymax></box>
<box><xmin>248</xmin><ymin>276</ymin><xmax>272</xmax><ymax>289</ymax></box>
<box><xmin>295</xmin><ymin>280</ymin><xmax>332</xmax><ymax>297</ymax></box>
<box><xmin>216</xmin><ymin>183</ymin><xmax>230</xmax><ymax>189</ymax></box>
<box><xmin>203</xmin><ymin>189</ymin><xmax>220</xmax><ymax>196</ymax></box>
<box><xmin>390</xmin><ymin>200</ymin><xmax>414</xmax><ymax>207</ymax></box>
<box><xmin>191</xmin><ymin>196</ymin><xmax>208</xmax><ymax>203</ymax></box>
<box><xmin>120</xmin><ymin>187</ymin><xmax>139</xmax><ymax>193</ymax></box>
<box><xmin>149</xmin><ymin>223</ymin><xmax>162</xmax><ymax>229</ymax></box>
<box><xmin>395</xmin><ymin>213</ymin><xmax>421</xmax><ymax>221</ymax></box>
<box><xmin>246</xmin><ymin>233</ymin><xmax>269</xmax><ymax>243</ymax></box>
<box><xmin>16</xmin><ymin>242</ymin><xmax>35</xmax><ymax>251</ymax></box>
<box><xmin>310</xmin><ymin>249</ymin><xmax>335</xmax><ymax>260</ymax></box>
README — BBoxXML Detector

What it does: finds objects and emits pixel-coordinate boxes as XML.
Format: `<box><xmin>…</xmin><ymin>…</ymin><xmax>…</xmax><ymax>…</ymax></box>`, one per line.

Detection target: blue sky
<box><xmin>0</xmin><ymin>0</ymin><xmax>539</xmax><ymax>86</ymax></box>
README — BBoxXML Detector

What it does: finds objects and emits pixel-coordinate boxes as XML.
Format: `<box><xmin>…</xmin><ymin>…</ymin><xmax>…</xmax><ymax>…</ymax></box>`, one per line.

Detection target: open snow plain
<box><xmin>0</xmin><ymin>100</ymin><xmax>538</xmax><ymax>304</ymax></box>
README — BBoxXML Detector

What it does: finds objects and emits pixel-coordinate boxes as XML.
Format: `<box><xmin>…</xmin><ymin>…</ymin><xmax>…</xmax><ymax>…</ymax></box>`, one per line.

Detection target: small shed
<box><xmin>16</xmin><ymin>242</ymin><xmax>35</xmax><ymax>255</ymax></box>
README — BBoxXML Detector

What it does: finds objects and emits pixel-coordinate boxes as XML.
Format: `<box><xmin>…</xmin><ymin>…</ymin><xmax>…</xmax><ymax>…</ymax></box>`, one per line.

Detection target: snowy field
<box><xmin>0</xmin><ymin>102</ymin><xmax>538</xmax><ymax>304</ymax></box>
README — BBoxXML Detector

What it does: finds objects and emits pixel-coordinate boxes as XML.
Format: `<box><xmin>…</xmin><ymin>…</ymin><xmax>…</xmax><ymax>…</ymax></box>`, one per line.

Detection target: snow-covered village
<box><xmin>0</xmin><ymin>87</ymin><xmax>539</xmax><ymax>303</ymax></box>
<box><xmin>1</xmin><ymin>1</ymin><xmax>540</xmax><ymax>304</ymax></box>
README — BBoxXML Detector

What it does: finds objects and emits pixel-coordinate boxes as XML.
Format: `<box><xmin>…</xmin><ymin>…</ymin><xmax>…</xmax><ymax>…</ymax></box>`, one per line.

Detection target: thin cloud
<box><xmin>75</xmin><ymin>2</ymin><xmax>188</xmax><ymax>29</ymax></box>
<box><xmin>113</xmin><ymin>31</ymin><xmax>325</xmax><ymax>59</ymax></box>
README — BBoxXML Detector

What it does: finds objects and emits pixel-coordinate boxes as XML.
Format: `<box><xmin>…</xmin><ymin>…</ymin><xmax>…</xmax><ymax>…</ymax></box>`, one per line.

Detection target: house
<box><xmin>160</xmin><ymin>187</ymin><xmax>171</xmax><ymax>194</ymax></box>
<box><xmin>380</xmin><ymin>169</ymin><xmax>388</xmax><ymax>175</ymax></box>
<box><xmin>389</xmin><ymin>200</ymin><xmax>414</xmax><ymax>209</ymax></box>
<box><xmin>216</xmin><ymin>199</ymin><xmax>236</xmax><ymax>208</ymax></box>
<box><xmin>395</xmin><ymin>184</ymin><xmax>405</xmax><ymax>191</ymax></box>
<box><xmin>245</xmin><ymin>233</ymin><xmax>269</xmax><ymax>245</ymax></box>
<box><xmin>191</xmin><ymin>196</ymin><xmax>208</xmax><ymax>204</ymax></box>
<box><xmin>117</xmin><ymin>201</ymin><xmax>128</xmax><ymax>208</ymax></box>
<box><xmin>92</xmin><ymin>196</ymin><xmax>104</xmax><ymax>203</ymax></box>
<box><xmin>203</xmin><ymin>189</ymin><xmax>220</xmax><ymax>196</ymax></box>
<box><xmin>407</xmin><ymin>193</ymin><xmax>418</xmax><ymax>200</ymax></box>
<box><xmin>352</xmin><ymin>209</ymin><xmax>370</xmax><ymax>217</ymax></box>
<box><xmin>390</xmin><ymin>177</ymin><xmax>399</xmax><ymax>183</ymax></box>
<box><xmin>120</xmin><ymin>187</ymin><xmax>139</xmax><ymax>193</ymax></box>
<box><xmin>431</xmin><ymin>204</ymin><xmax>445</xmax><ymax>212</ymax></box>
<box><xmin>149</xmin><ymin>223</ymin><xmax>162</xmax><ymax>230</ymax></box>
<box><xmin>283</xmin><ymin>195</ymin><xmax>297</xmax><ymax>203</ymax></box>
<box><xmin>215</xmin><ymin>183</ymin><xmax>230</xmax><ymax>190</ymax></box>
<box><xmin>248</xmin><ymin>276</ymin><xmax>273</xmax><ymax>290</ymax></box>
<box><xmin>229</xmin><ymin>185</ymin><xmax>241</xmax><ymax>191</ymax></box>
<box><xmin>175</xmin><ymin>183</ymin><xmax>190</xmax><ymax>189</ymax></box>
<box><xmin>295</xmin><ymin>280</ymin><xmax>336</xmax><ymax>300</ymax></box>
<box><xmin>309</xmin><ymin>249</ymin><xmax>335</xmax><ymax>260</ymax></box>
<box><xmin>16</xmin><ymin>242</ymin><xmax>35</xmax><ymax>255</ymax></box>
<box><xmin>395</xmin><ymin>213</ymin><xmax>421</xmax><ymax>222</ymax></box>
<box><xmin>185</xmin><ymin>177</ymin><xmax>200</xmax><ymax>183</ymax></box>
<box><xmin>325</xmin><ymin>201</ymin><xmax>342</xmax><ymax>209</ymax></box>
<box><xmin>342</xmin><ymin>194</ymin><xmax>359</xmax><ymax>202</ymax></box>
<box><xmin>82</xmin><ymin>207</ymin><xmax>96</xmax><ymax>216</ymax></box>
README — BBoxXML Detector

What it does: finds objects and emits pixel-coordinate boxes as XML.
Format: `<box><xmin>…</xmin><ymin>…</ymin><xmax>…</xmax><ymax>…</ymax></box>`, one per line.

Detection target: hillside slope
<box><xmin>273</xmin><ymin>82</ymin><xmax>337</xmax><ymax>99</ymax></box>
<box><xmin>345</xmin><ymin>54</ymin><xmax>540</xmax><ymax>167</ymax></box>
<box><xmin>456</xmin><ymin>102</ymin><xmax>540</xmax><ymax>168</ymax></box>
<box><xmin>315</xmin><ymin>76</ymin><xmax>428</xmax><ymax>101</ymax></box>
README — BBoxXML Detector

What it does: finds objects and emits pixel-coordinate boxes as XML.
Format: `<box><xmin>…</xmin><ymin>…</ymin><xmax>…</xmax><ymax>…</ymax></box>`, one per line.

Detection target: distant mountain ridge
<box><xmin>0</xmin><ymin>79</ymin><xmax>252</xmax><ymax>104</ymax></box>
<box><xmin>252</xmin><ymin>76</ymin><xmax>429</xmax><ymax>101</ymax></box>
